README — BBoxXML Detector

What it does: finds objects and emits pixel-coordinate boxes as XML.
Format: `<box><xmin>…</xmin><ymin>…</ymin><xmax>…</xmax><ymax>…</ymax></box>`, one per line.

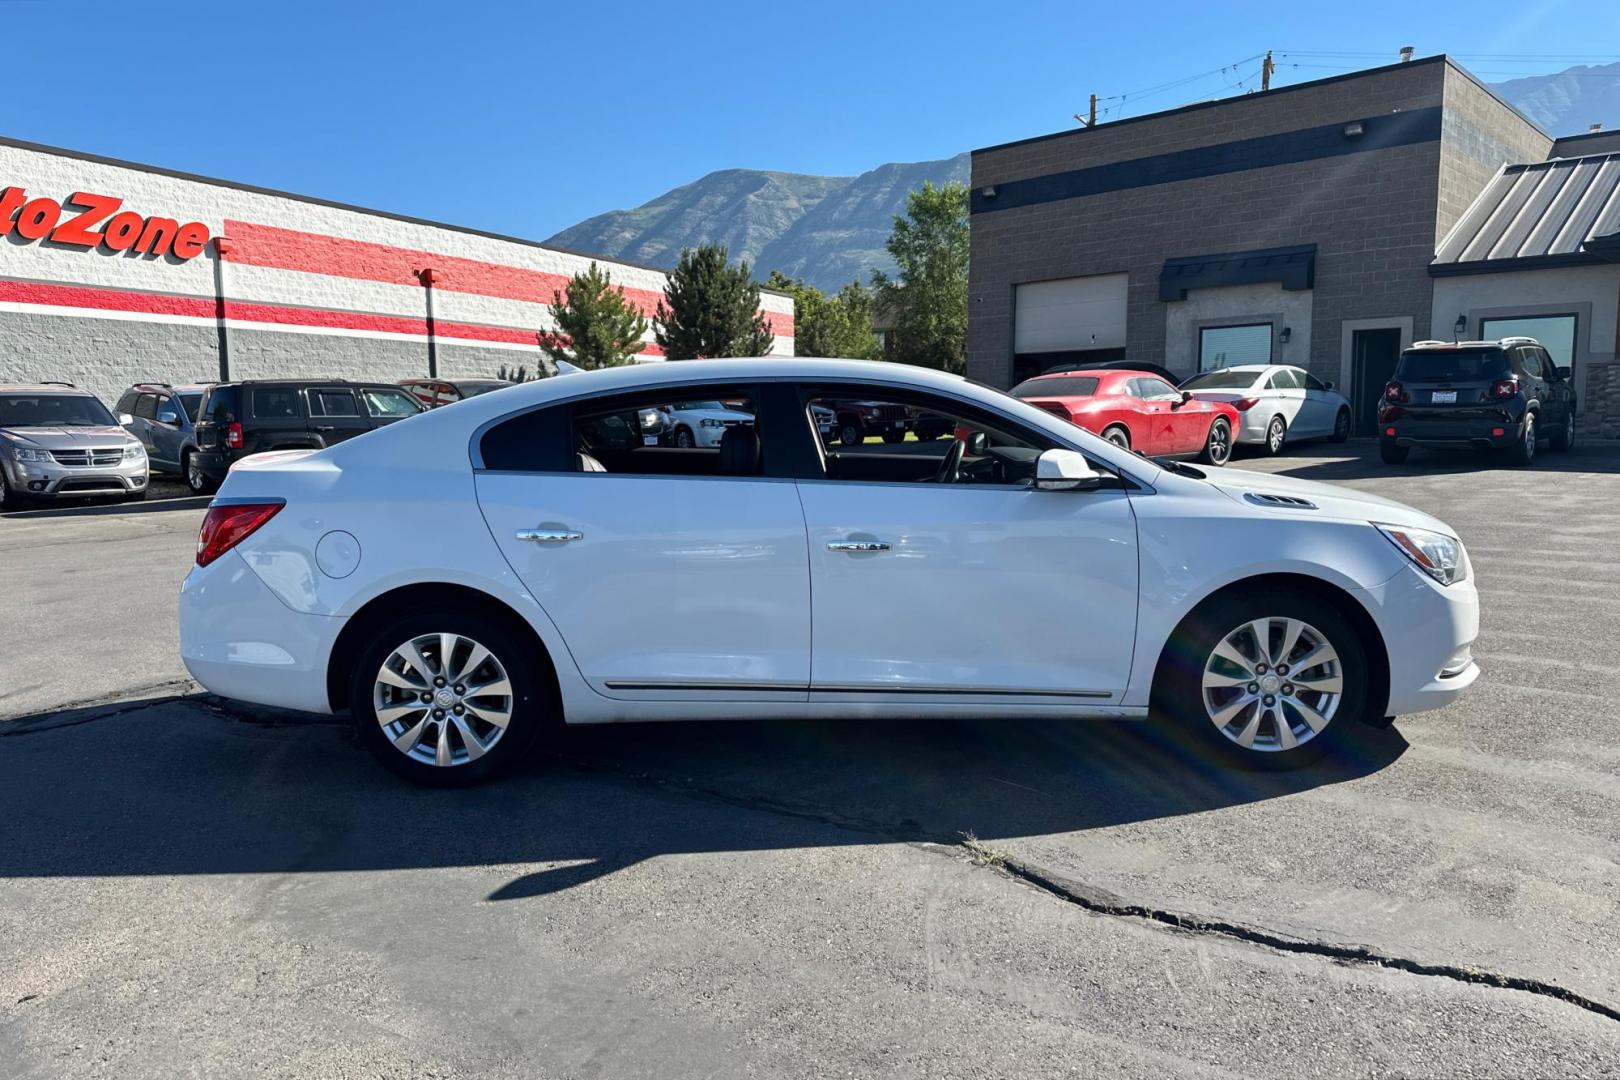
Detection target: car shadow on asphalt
<box><xmin>1247</xmin><ymin>443</ymin><xmax>1620</xmax><ymax>482</ymax></box>
<box><xmin>0</xmin><ymin>694</ymin><xmax>1408</xmax><ymax>901</ymax></box>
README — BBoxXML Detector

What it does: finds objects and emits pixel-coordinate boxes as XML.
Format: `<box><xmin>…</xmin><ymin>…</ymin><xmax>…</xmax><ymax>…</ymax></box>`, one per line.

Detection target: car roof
<box><xmin>0</xmin><ymin>383</ymin><xmax>95</xmax><ymax>395</ymax></box>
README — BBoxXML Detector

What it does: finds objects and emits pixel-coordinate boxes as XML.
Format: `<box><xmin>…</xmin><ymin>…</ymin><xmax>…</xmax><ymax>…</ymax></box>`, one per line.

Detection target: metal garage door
<box><xmin>1014</xmin><ymin>274</ymin><xmax>1128</xmax><ymax>355</ymax></box>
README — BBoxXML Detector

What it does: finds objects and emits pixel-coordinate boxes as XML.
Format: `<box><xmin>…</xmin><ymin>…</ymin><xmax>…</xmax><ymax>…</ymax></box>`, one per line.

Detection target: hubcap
<box><xmin>373</xmin><ymin>632</ymin><xmax>514</xmax><ymax>767</ymax></box>
<box><xmin>1201</xmin><ymin>616</ymin><xmax>1343</xmax><ymax>752</ymax></box>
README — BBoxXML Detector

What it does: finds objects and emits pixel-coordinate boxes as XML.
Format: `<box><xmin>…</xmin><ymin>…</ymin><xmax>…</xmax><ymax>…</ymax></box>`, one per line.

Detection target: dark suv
<box><xmin>1379</xmin><ymin>337</ymin><xmax>1577</xmax><ymax>466</ymax></box>
<box><xmin>191</xmin><ymin>380</ymin><xmax>424</xmax><ymax>490</ymax></box>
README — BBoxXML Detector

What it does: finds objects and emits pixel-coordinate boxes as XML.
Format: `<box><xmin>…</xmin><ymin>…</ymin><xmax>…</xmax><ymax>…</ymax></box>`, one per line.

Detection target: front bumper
<box><xmin>2</xmin><ymin>453</ymin><xmax>147</xmax><ymax>499</ymax></box>
<box><xmin>180</xmin><ymin>550</ymin><xmax>343</xmax><ymax>714</ymax></box>
<box><xmin>1366</xmin><ymin>562</ymin><xmax>1480</xmax><ymax>716</ymax></box>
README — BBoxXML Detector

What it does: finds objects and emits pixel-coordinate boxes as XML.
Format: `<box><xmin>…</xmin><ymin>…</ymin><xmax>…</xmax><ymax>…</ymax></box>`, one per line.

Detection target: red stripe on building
<box><xmin>0</xmin><ymin>279</ymin><xmax>666</xmax><ymax>354</ymax></box>
<box><xmin>220</xmin><ymin>220</ymin><xmax>795</xmax><ymax>338</ymax></box>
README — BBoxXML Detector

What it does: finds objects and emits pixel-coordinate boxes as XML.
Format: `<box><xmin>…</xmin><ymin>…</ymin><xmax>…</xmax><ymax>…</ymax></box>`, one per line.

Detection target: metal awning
<box><xmin>1431</xmin><ymin>153</ymin><xmax>1620</xmax><ymax>274</ymax></box>
<box><xmin>1158</xmin><ymin>245</ymin><xmax>1316</xmax><ymax>302</ymax></box>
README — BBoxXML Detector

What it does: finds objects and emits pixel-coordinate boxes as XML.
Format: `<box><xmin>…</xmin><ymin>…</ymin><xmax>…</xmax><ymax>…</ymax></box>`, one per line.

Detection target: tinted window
<box><xmin>361</xmin><ymin>387</ymin><xmax>422</xmax><ymax>417</ymax></box>
<box><xmin>578</xmin><ymin>387</ymin><xmax>760</xmax><ymax>476</ymax></box>
<box><xmin>0</xmin><ymin>393</ymin><xmax>117</xmax><ymax>427</ymax></box>
<box><xmin>1517</xmin><ymin>348</ymin><xmax>1542</xmax><ymax>378</ymax></box>
<box><xmin>480</xmin><ymin>406</ymin><xmax>571</xmax><ymax>471</ymax></box>
<box><xmin>307</xmin><ymin>389</ymin><xmax>359</xmax><ymax>417</ymax></box>
<box><xmin>1131</xmin><ymin>377</ymin><xmax>1180</xmax><ymax>400</ymax></box>
<box><xmin>1303</xmin><ymin>372</ymin><xmax>1329</xmax><ymax>391</ymax></box>
<box><xmin>176</xmin><ymin>393</ymin><xmax>203</xmax><ymax>420</ymax></box>
<box><xmin>251</xmin><ymin>388</ymin><xmax>301</xmax><ymax>419</ymax></box>
<box><xmin>1268</xmin><ymin>370</ymin><xmax>1303</xmax><ymax>390</ymax></box>
<box><xmin>204</xmin><ymin>386</ymin><xmax>241</xmax><ymax>425</ymax></box>
<box><xmin>133</xmin><ymin>394</ymin><xmax>158</xmax><ymax>420</ymax></box>
<box><xmin>116</xmin><ymin>391</ymin><xmax>139</xmax><ymax>413</ymax></box>
<box><xmin>1395</xmin><ymin>348</ymin><xmax>1511</xmax><ymax>382</ymax></box>
<box><xmin>1181</xmin><ymin>369</ymin><xmax>1258</xmax><ymax>390</ymax></box>
<box><xmin>1011</xmin><ymin>376</ymin><xmax>1099</xmax><ymax>397</ymax></box>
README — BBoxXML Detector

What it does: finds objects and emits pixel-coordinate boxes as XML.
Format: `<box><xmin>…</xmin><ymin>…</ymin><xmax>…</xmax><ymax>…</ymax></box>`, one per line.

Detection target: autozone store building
<box><xmin>0</xmin><ymin>137</ymin><xmax>795</xmax><ymax>405</ymax></box>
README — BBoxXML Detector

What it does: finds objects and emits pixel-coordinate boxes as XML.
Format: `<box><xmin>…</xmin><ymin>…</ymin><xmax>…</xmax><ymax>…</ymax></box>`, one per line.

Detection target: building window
<box><xmin>1199</xmin><ymin>323</ymin><xmax>1272</xmax><ymax>371</ymax></box>
<box><xmin>1480</xmin><ymin>314</ymin><xmax>1577</xmax><ymax>376</ymax></box>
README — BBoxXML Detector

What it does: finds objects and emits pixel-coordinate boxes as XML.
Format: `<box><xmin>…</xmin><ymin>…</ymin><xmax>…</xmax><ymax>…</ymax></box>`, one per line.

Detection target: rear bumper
<box><xmin>191</xmin><ymin>449</ymin><xmax>237</xmax><ymax>482</ymax></box>
<box><xmin>179</xmin><ymin>550</ymin><xmax>342</xmax><ymax>714</ymax></box>
<box><xmin>1379</xmin><ymin>405</ymin><xmax>1524</xmax><ymax>449</ymax></box>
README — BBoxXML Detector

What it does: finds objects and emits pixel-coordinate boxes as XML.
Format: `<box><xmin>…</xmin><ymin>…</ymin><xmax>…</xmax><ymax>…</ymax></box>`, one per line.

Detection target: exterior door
<box><xmin>147</xmin><ymin>393</ymin><xmax>187</xmax><ymax>471</ymax></box>
<box><xmin>1298</xmin><ymin>372</ymin><xmax>1340</xmax><ymax>435</ymax></box>
<box><xmin>1124</xmin><ymin>378</ymin><xmax>1171</xmax><ymax>453</ymax></box>
<box><xmin>304</xmin><ymin>388</ymin><xmax>370</xmax><ymax>445</ymax></box>
<box><xmin>1352</xmin><ymin>329</ymin><xmax>1402</xmax><ymax>437</ymax></box>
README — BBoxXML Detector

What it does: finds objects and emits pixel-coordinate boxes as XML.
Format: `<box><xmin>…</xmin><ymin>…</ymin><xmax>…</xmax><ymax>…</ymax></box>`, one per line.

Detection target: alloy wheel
<box><xmin>1523</xmin><ymin>416</ymin><xmax>1536</xmax><ymax>462</ymax></box>
<box><xmin>1268</xmin><ymin>418</ymin><xmax>1285</xmax><ymax>453</ymax></box>
<box><xmin>1105</xmin><ymin>427</ymin><xmax>1130</xmax><ymax>449</ymax></box>
<box><xmin>1200</xmin><ymin>616</ymin><xmax>1343</xmax><ymax>752</ymax></box>
<box><xmin>373</xmin><ymin>632</ymin><xmax>514</xmax><ymax>767</ymax></box>
<box><xmin>187</xmin><ymin>455</ymin><xmax>206</xmax><ymax>493</ymax></box>
<box><xmin>1207</xmin><ymin>421</ymin><xmax>1230</xmax><ymax>464</ymax></box>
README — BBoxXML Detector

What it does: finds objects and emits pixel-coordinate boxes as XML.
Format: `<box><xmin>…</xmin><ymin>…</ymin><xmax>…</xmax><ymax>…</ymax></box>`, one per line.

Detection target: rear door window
<box><xmin>1395</xmin><ymin>348</ymin><xmax>1511</xmax><ymax>382</ymax></box>
<box><xmin>307</xmin><ymin>389</ymin><xmax>360</xmax><ymax>417</ymax></box>
<box><xmin>1518</xmin><ymin>348</ymin><xmax>1543</xmax><ymax>379</ymax></box>
<box><xmin>133</xmin><ymin>394</ymin><xmax>158</xmax><ymax>421</ymax></box>
<box><xmin>251</xmin><ymin>388</ymin><xmax>302</xmax><ymax>419</ymax></box>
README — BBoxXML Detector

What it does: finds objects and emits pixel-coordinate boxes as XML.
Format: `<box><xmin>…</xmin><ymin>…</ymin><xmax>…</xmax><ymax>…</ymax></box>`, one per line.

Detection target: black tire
<box><xmin>349</xmin><ymin>608</ymin><xmax>552</xmax><ymax>787</ymax></box>
<box><xmin>1331</xmin><ymin>408</ymin><xmax>1351</xmax><ymax>443</ymax></box>
<box><xmin>1506</xmin><ymin>412</ymin><xmax>1536</xmax><ymax>467</ymax></box>
<box><xmin>1153</xmin><ymin>587</ymin><xmax>1371</xmax><ymax>771</ymax></box>
<box><xmin>1102</xmin><ymin>425</ymin><xmax>1131</xmax><ymax>450</ymax></box>
<box><xmin>1379</xmin><ymin>439</ymin><xmax>1409</xmax><ymax>464</ymax></box>
<box><xmin>0</xmin><ymin>471</ymin><xmax>29</xmax><ymax>511</ymax></box>
<box><xmin>1548</xmin><ymin>410</ymin><xmax>1575</xmax><ymax>453</ymax></box>
<box><xmin>184</xmin><ymin>450</ymin><xmax>218</xmax><ymax>495</ymax></box>
<box><xmin>1198</xmin><ymin>418</ymin><xmax>1232</xmax><ymax>466</ymax></box>
<box><xmin>673</xmin><ymin>427</ymin><xmax>695</xmax><ymax>449</ymax></box>
<box><xmin>1263</xmin><ymin>415</ymin><xmax>1288</xmax><ymax>456</ymax></box>
<box><xmin>838</xmin><ymin>419</ymin><xmax>863</xmax><ymax>447</ymax></box>
<box><xmin>881</xmin><ymin>430</ymin><xmax>906</xmax><ymax>444</ymax></box>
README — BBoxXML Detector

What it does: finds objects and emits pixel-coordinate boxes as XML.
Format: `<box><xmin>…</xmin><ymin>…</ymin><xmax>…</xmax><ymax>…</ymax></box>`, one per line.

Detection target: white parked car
<box><xmin>663</xmin><ymin>399</ymin><xmax>755</xmax><ymax>448</ymax></box>
<box><xmin>180</xmin><ymin>358</ymin><xmax>1478</xmax><ymax>786</ymax></box>
<box><xmin>1180</xmin><ymin>365</ymin><xmax>1353</xmax><ymax>454</ymax></box>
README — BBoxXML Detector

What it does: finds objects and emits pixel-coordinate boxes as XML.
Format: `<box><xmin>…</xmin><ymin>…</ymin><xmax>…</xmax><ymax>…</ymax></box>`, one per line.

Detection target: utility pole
<box><xmin>1074</xmin><ymin>93</ymin><xmax>1097</xmax><ymax>128</ymax></box>
<box><xmin>1261</xmin><ymin>51</ymin><xmax>1274</xmax><ymax>92</ymax></box>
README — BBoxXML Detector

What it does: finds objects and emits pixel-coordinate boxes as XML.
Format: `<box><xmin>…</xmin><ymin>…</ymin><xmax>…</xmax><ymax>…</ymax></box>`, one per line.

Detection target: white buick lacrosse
<box><xmin>180</xmin><ymin>358</ymin><xmax>1477</xmax><ymax>785</ymax></box>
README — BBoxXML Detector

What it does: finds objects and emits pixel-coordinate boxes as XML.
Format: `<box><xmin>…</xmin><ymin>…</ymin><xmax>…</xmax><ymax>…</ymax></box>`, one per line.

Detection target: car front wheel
<box><xmin>350</xmin><ymin>611</ymin><xmax>549</xmax><ymax>786</ymax></box>
<box><xmin>1548</xmin><ymin>411</ymin><xmax>1575</xmax><ymax>453</ymax></box>
<box><xmin>1155</xmin><ymin>590</ymin><xmax>1369</xmax><ymax>770</ymax></box>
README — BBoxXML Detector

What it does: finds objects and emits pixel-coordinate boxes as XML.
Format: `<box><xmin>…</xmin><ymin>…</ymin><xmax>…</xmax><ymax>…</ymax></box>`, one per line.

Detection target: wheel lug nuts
<box><xmin>1247</xmin><ymin>682</ymin><xmax>1259</xmax><ymax>694</ymax></box>
<box><xmin>453</xmin><ymin>705</ymin><xmax>464</xmax><ymax>716</ymax></box>
<box><xmin>433</xmin><ymin>708</ymin><xmax>445</xmax><ymax>718</ymax></box>
<box><xmin>1255</xmin><ymin>663</ymin><xmax>1268</xmax><ymax>674</ymax></box>
<box><xmin>1263</xmin><ymin>695</ymin><xmax>1276</xmax><ymax>707</ymax></box>
<box><xmin>453</xmin><ymin>685</ymin><xmax>465</xmax><ymax>695</ymax></box>
<box><xmin>1277</xmin><ymin>664</ymin><xmax>1289</xmax><ymax>675</ymax></box>
<box><xmin>420</xmin><ymin>691</ymin><xmax>433</xmax><ymax>703</ymax></box>
<box><xmin>1282</xmin><ymin>684</ymin><xmax>1294</xmax><ymax>696</ymax></box>
<box><xmin>434</xmin><ymin>677</ymin><xmax>446</xmax><ymax>687</ymax></box>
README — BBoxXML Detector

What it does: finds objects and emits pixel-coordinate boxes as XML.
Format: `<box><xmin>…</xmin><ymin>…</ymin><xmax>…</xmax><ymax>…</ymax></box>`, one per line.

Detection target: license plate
<box><xmin>893</xmin><ymin>420</ymin><xmax>904</xmax><ymax>429</ymax></box>
<box><xmin>1431</xmin><ymin>391</ymin><xmax>1457</xmax><ymax>404</ymax></box>
<box><xmin>643</xmin><ymin>435</ymin><xmax>659</xmax><ymax>446</ymax></box>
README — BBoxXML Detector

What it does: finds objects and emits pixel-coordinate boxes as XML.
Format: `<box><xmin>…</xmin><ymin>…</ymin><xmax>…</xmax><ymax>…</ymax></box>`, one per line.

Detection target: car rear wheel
<box><xmin>1506</xmin><ymin>413</ymin><xmax>1536</xmax><ymax>467</ymax></box>
<box><xmin>1263</xmin><ymin>416</ymin><xmax>1287</xmax><ymax>455</ymax></box>
<box><xmin>1198</xmin><ymin>418</ymin><xmax>1232</xmax><ymax>466</ymax></box>
<box><xmin>1331</xmin><ymin>408</ymin><xmax>1351</xmax><ymax>443</ymax></box>
<box><xmin>1379</xmin><ymin>439</ymin><xmax>1409</xmax><ymax>464</ymax></box>
<box><xmin>1548</xmin><ymin>411</ymin><xmax>1575</xmax><ymax>453</ymax></box>
<box><xmin>184</xmin><ymin>451</ymin><xmax>218</xmax><ymax>495</ymax></box>
<box><xmin>350</xmin><ymin>611</ymin><xmax>549</xmax><ymax>786</ymax></box>
<box><xmin>0</xmin><ymin>471</ymin><xmax>28</xmax><ymax>511</ymax></box>
<box><xmin>1102</xmin><ymin>425</ymin><xmax>1131</xmax><ymax>450</ymax></box>
<box><xmin>1154</xmin><ymin>589</ymin><xmax>1369</xmax><ymax>770</ymax></box>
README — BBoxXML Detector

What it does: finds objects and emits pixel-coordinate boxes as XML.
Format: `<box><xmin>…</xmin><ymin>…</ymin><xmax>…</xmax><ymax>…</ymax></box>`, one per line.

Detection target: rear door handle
<box><xmin>517</xmin><ymin>529</ymin><xmax>583</xmax><ymax>544</ymax></box>
<box><xmin>313</xmin><ymin>425</ymin><xmax>335</xmax><ymax>432</ymax></box>
<box><xmin>827</xmin><ymin>540</ymin><xmax>890</xmax><ymax>552</ymax></box>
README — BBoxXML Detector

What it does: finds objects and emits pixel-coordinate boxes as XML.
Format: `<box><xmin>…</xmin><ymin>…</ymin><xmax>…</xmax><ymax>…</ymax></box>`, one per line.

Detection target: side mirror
<box><xmin>1556</xmin><ymin>366</ymin><xmax>1572</xmax><ymax>380</ymax></box>
<box><xmin>1324</xmin><ymin>381</ymin><xmax>1335</xmax><ymax>390</ymax></box>
<box><xmin>1035</xmin><ymin>448</ymin><xmax>1100</xmax><ymax>491</ymax></box>
<box><xmin>156</xmin><ymin>409</ymin><xmax>179</xmax><ymax>425</ymax></box>
<box><xmin>967</xmin><ymin>431</ymin><xmax>989</xmax><ymax>455</ymax></box>
<box><xmin>117</xmin><ymin>412</ymin><xmax>134</xmax><ymax>426</ymax></box>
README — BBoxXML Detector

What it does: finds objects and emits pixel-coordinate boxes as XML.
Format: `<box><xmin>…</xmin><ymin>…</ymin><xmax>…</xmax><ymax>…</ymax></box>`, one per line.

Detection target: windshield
<box><xmin>0</xmin><ymin>393</ymin><xmax>118</xmax><ymax>428</ymax></box>
<box><xmin>1181</xmin><ymin>369</ymin><xmax>1259</xmax><ymax>390</ymax></box>
<box><xmin>1011</xmin><ymin>376</ymin><xmax>1099</xmax><ymax>398</ymax></box>
<box><xmin>1396</xmin><ymin>348</ymin><xmax>1511</xmax><ymax>382</ymax></box>
<box><xmin>177</xmin><ymin>393</ymin><xmax>203</xmax><ymax>420</ymax></box>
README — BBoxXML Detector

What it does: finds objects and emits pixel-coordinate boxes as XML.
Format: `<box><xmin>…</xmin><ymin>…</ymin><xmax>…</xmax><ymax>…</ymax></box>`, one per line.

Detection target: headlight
<box><xmin>638</xmin><ymin>409</ymin><xmax>664</xmax><ymax>431</ymax></box>
<box><xmin>1376</xmin><ymin>524</ymin><xmax>1468</xmax><ymax>586</ymax></box>
<box><xmin>700</xmin><ymin>418</ymin><xmax>725</xmax><ymax>428</ymax></box>
<box><xmin>11</xmin><ymin>446</ymin><xmax>53</xmax><ymax>463</ymax></box>
<box><xmin>123</xmin><ymin>444</ymin><xmax>147</xmax><ymax>461</ymax></box>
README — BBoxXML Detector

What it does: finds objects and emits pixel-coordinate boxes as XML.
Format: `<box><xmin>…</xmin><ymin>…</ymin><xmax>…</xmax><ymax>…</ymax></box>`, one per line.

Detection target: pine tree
<box><xmin>538</xmin><ymin>261</ymin><xmax>651</xmax><ymax>371</ymax></box>
<box><xmin>654</xmin><ymin>244</ymin><xmax>774</xmax><ymax>360</ymax></box>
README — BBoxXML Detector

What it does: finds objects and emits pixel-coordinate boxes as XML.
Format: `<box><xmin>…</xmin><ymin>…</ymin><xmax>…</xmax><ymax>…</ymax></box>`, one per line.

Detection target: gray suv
<box><xmin>116</xmin><ymin>382</ymin><xmax>212</xmax><ymax>493</ymax></box>
<box><xmin>0</xmin><ymin>383</ymin><xmax>149</xmax><ymax>509</ymax></box>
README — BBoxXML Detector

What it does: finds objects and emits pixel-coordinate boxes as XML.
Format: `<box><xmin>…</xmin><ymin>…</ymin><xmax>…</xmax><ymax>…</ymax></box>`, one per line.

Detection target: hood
<box><xmin>1195</xmin><ymin>467</ymin><xmax>1456</xmax><ymax>535</ymax></box>
<box><xmin>1</xmin><ymin>425</ymin><xmax>136</xmax><ymax>449</ymax></box>
<box><xmin>680</xmin><ymin>408</ymin><xmax>754</xmax><ymax>422</ymax></box>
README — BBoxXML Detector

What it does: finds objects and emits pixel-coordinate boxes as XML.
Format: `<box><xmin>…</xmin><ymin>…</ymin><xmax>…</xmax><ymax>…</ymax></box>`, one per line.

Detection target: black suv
<box><xmin>191</xmin><ymin>380</ymin><xmax>424</xmax><ymax>489</ymax></box>
<box><xmin>1379</xmin><ymin>337</ymin><xmax>1577</xmax><ymax>466</ymax></box>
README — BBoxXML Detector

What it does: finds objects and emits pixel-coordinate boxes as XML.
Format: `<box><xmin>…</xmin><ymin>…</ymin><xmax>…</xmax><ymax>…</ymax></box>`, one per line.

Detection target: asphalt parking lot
<box><xmin>3</xmin><ymin>443</ymin><xmax>1620</xmax><ymax>1078</ymax></box>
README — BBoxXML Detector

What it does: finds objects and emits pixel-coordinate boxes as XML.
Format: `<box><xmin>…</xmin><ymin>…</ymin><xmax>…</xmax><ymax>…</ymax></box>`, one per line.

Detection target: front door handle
<box><xmin>827</xmin><ymin>539</ymin><xmax>890</xmax><ymax>552</ymax></box>
<box><xmin>517</xmin><ymin>529</ymin><xmax>583</xmax><ymax>544</ymax></box>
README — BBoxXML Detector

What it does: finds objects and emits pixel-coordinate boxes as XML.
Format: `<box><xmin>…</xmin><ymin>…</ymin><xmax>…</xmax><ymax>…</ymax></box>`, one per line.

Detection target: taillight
<box><xmin>224</xmin><ymin>421</ymin><xmax>245</xmax><ymax>449</ymax></box>
<box><xmin>1384</xmin><ymin>382</ymin><xmax>1409</xmax><ymax>404</ymax></box>
<box><xmin>196</xmin><ymin>502</ymin><xmax>282</xmax><ymax>567</ymax></box>
<box><xmin>1232</xmin><ymin>397</ymin><xmax>1259</xmax><ymax>411</ymax></box>
<box><xmin>1489</xmin><ymin>377</ymin><xmax>1518</xmax><ymax>399</ymax></box>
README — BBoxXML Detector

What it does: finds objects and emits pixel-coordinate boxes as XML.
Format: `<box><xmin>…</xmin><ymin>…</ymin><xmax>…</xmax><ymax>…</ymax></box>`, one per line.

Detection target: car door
<box><xmin>304</xmin><ymin>388</ymin><xmax>371</xmax><ymax>445</ymax></box>
<box><xmin>1122</xmin><ymin>378</ymin><xmax>1170</xmax><ymax>454</ymax></box>
<box><xmin>129</xmin><ymin>393</ymin><xmax>160</xmax><ymax>458</ymax></box>
<box><xmin>795</xmin><ymin>384</ymin><xmax>1139</xmax><ymax>699</ymax></box>
<box><xmin>1298</xmin><ymin>371</ymin><xmax>1340</xmax><ymax>435</ymax></box>
<box><xmin>147</xmin><ymin>393</ymin><xmax>187</xmax><ymax>471</ymax></box>
<box><xmin>1137</xmin><ymin>375</ymin><xmax>1205</xmax><ymax>453</ymax></box>
<box><xmin>474</xmin><ymin>382</ymin><xmax>811</xmax><ymax>696</ymax></box>
<box><xmin>1537</xmin><ymin>346</ymin><xmax>1575</xmax><ymax>426</ymax></box>
<box><xmin>1263</xmin><ymin>368</ymin><xmax>1308</xmax><ymax>433</ymax></box>
<box><xmin>1517</xmin><ymin>348</ymin><xmax>1555</xmax><ymax>425</ymax></box>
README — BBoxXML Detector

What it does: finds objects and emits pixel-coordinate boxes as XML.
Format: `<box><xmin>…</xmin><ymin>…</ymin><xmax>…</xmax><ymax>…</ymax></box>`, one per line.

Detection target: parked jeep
<box><xmin>190</xmin><ymin>380</ymin><xmax>424</xmax><ymax>490</ymax></box>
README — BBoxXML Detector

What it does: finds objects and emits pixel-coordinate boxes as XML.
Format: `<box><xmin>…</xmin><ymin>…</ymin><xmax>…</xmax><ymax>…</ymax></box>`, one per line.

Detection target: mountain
<box><xmin>1491</xmin><ymin>61</ymin><xmax>1620</xmax><ymax>135</ymax></box>
<box><xmin>546</xmin><ymin>154</ymin><xmax>968</xmax><ymax>294</ymax></box>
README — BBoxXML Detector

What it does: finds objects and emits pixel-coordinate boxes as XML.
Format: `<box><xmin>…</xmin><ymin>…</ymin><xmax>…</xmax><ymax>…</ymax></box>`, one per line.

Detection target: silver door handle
<box><xmin>517</xmin><ymin>529</ymin><xmax>583</xmax><ymax>544</ymax></box>
<box><xmin>827</xmin><ymin>540</ymin><xmax>890</xmax><ymax>552</ymax></box>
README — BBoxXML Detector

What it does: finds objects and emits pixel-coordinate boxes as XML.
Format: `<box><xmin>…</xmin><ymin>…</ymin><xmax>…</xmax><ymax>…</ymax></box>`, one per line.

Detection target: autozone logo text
<box><xmin>0</xmin><ymin>187</ymin><xmax>210</xmax><ymax>260</ymax></box>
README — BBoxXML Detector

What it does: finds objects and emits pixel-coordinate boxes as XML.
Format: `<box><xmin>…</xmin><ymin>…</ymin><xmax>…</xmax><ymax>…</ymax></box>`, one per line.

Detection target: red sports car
<box><xmin>1009</xmin><ymin>369</ymin><xmax>1238</xmax><ymax>464</ymax></box>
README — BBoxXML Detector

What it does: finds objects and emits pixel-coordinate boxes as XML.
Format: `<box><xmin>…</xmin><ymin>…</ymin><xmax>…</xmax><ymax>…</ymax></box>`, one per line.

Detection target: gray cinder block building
<box><xmin>968</xmin><ymin>54</ymin><xmax>1620</xmax><ymax>437</ymax></box>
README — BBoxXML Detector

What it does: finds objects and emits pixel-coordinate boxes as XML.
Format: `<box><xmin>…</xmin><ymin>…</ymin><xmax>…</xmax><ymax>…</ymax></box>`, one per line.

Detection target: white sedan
<box><xmin>1181</xmin><ymin>365</ymin><xmax>1353</xmax><ymax>454</ymax></box>
<box><xmin>663</xmin><ymin>399</ymin><xmax>755</xmax><ymax>448</ymax></box>
<box><xmin>179</xmin><ymin>358</ymin><xmax>1477</xmax><ymax>785</ymax></box>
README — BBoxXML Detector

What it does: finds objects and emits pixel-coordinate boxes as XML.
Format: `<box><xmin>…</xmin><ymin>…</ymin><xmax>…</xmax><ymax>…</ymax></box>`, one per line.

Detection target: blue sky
<box><xmin>3</xmin><ymin>0</ymin><xmax>1615</xmax><ymax>240</ymax></box>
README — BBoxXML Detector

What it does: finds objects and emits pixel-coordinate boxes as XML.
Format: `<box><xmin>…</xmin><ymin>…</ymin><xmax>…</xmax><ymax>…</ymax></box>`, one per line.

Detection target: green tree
<box><xmin>763</xmin><ymin>272</ymin><xmax>880</xmax><ymax>359</ymax></box>
<box><xmin>872</xmin><ymin>180</ymin><xmax>969</xmax><ymax>373</ymax></box>
<box><xmin>538</xmin><ymin>261</ymin><xmax>651</xmax><ymax>371</ymax></box>
<box><xmin>655</xmin><ymin>244</ymin><xmax>774</xmax><ymax>359</ymax></box>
